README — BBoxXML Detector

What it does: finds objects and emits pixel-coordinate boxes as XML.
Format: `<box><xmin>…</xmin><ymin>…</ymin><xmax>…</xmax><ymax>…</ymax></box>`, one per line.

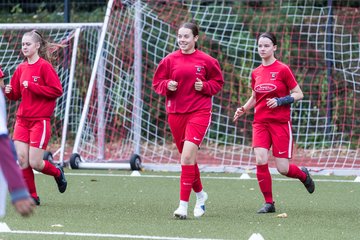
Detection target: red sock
<box><xmin>192</xmin><ymin>163</ymin><xmax>203</xmax><ymax>193</ymax></box>
<box><xmin>256</xmin><ymin>164</ymin><xmax>273</xmax><ymax>203</ymax></box>
<box><xmin>286</xmin><ymin>164</ymin><xmax>307</xmax><ymax>182</ymax></box>
<box><xmin>22</xmin><ymin>166</ymin><xmax>38</xmax><ymax>198</ymax></box>
<box><xmin>41</xmin><ymin>160</ymin><xmax>60</xmax><ymax>177</ymax></box>
<box><xmin>180</xmin><ymin>165</ymin><xmax>196</xmax><ymax>202</ymax></box>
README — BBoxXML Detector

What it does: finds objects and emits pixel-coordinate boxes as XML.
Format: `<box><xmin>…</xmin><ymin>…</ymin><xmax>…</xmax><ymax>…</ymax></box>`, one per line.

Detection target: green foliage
<box><xmin>0</xmin><ymin>3</ymin><xmax>105</xmax><ymax>23</ymax></box>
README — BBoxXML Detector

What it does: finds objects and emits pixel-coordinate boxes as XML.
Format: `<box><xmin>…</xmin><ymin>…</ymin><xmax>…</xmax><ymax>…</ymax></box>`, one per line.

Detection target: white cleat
<box><xmin>173</xmin><ymin>206</ymin><xmax>187</xmax><ymax>220</ymax></box>
<box><xmin>194</xmin><ymin>192</ymin><xmax>208</xmax><ymax>218</ymax></box>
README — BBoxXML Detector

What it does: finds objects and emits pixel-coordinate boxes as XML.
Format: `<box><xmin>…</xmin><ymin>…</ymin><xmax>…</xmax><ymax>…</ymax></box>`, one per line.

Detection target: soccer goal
<box><xmin>70</xmin><ymin>0</ymin><xmax>360</xmax><ymax>174</ymax></box>
<box><xmin>0</xmin><ymin>23</ymin><xmax>102</xmax><ymax>165</ymax></box>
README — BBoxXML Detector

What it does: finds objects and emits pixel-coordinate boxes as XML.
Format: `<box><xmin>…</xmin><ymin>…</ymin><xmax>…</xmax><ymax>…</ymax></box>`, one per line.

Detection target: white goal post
<box><xmin>69</xmin><ymin>0</ymin><xmax>142</xmax><ymax>170</ymax></box>
<box><xmin>0</xmin><ymin>23</ymin><xmax>102</xmax><ymax>165</ymax></box>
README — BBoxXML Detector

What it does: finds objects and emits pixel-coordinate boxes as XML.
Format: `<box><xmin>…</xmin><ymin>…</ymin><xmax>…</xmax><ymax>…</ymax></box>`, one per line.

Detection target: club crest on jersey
<box><xmin>32</xmin><ymin>76</ymin><xmax>40</xmax><ymax>82</ymax></box>
<box><xmin>195</xmin><ymin>65</ymin><xmax>204</xmax><ymax>75</ymax></box>
<box><xmin>270</xmin><ymin>72</ymin><xmax>278</xmax><ymax>80</ymax></box>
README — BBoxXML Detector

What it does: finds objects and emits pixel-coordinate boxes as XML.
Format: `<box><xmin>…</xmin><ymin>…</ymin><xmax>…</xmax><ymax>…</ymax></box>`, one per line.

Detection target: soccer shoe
<box><xmin>194</xmin><ymin>191</ymin><xmax>208</xmax><ymax>218</ymax></box>
<box><xmin>55</xmin><ymin>165</ymin><xmax>67</xmax><ymax>193</ymax></box>
<box><xmin>301</xmin><ymin>167</ymin><xmax>315</xmax><ymax>194</ymax></box>
<box><xmin>32</xmin><ymin>196</ymin><xmax>40</xmax><ymax>206</ymax></box>
<box><xmin>173</xmin><ymin>206</ymin><xmax>187</xmax><ymax>220</ymax></box>
<box><xmin>257</xmin><ymin>202</ymin><xmax>275</xmax><ymax>213</ymax></box>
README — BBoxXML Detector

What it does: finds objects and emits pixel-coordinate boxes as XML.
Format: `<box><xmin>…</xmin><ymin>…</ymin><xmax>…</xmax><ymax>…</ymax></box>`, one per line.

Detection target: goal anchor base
<box><xmin>70</xmin><ymin>153</ymin><xmax>142</xmax><ymax>171</ymax></box>
<box><xmin>74</xmin><ymin>162</ymin><xmax>134</xmax><ymax>170</ymax></box>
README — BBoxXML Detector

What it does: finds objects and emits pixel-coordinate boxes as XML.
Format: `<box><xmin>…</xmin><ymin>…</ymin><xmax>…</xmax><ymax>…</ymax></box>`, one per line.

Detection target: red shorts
<box><xmin>252</xmin><ymin>121</ymin><xmax>293</xmax><ymax>159</ymax></box>
<box><xmin>167</xmin><ymin>109</ymin><xmax>211</xmax><ymax>153</ymax></box>
<box><xmin>13</xmin><ymin>118</ymin><xmax>51</xmax><ymax>149</ymax></box>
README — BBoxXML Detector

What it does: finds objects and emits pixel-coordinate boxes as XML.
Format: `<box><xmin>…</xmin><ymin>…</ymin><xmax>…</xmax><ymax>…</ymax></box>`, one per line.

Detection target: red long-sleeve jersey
<box><xmin>5</xmin><ymin>58</ymin><xmax>63</xmax><ymax>120</ymax></box>
<box><xmin>251</xmin><ymin>60</ymin><xmax>298</xmax><ymax>123</ymax></box>
<box><xmin>153</xmin><ymin>50</ymin><xmax>224</xmax><ymax>113</ymax></box>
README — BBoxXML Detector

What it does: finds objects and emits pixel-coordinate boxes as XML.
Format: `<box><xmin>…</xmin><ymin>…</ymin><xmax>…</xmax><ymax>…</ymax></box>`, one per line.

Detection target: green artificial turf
<box><xmin>1</xmin><ymin>169</ymin><xmax>359</xmax><ymax>240</ymax></box>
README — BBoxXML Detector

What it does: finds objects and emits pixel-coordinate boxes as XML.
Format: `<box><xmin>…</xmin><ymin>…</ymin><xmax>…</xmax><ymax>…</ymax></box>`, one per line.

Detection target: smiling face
<box><xmin>257</xmin><ymin>36</ymin><xmax>277</xmax><ymax>61</ymax></box>
<box><xmin>21</xmin><ymin>34</ymin><xmax>40</xmax><ymax>59</ymax></box>
<box><xmin>177</xmin><ymin>27</ymin><xmax>198</xmax><ymax>54</ymax></box>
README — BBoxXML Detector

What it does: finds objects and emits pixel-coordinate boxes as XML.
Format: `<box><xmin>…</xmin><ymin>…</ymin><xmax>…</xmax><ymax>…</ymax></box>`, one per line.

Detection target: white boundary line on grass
<box><xmin>63</xmin><ymin>172</ymin><xmax>359</xmax><ymax>183</ymax></box>
<box><xmin>0</xmin><ymin>222</ymin><xmax>224</xmax><ymax>240</ymax></box>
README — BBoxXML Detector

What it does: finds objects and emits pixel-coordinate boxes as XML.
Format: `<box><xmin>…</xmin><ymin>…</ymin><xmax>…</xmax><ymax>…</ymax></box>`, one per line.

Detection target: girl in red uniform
<box><xmin>234</xmin><ymin>32</ymin><xmax>315</xmax><ymax>213</ymax></box>
<box><xmin>153</xmin><ymin>22</ymin><xmax>224</xmax><ymax>219</ymax></box>
<box><xmin>4</xmin><ymin>30</ymin><xmax>67</xmax><ymax>205</ymax></box>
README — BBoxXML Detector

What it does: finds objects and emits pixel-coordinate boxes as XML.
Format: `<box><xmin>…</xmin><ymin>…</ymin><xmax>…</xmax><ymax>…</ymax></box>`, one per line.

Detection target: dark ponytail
<box><xmin>257</xmin><ymin>32</ymin><xmax>277</xmax><ymax>46</ymax></box>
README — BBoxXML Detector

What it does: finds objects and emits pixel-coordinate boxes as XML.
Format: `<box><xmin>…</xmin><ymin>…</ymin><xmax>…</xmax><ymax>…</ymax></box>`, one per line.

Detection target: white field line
<box><xmin>64</xmin><ymin>172</ymin><xmax>358</xmax><ymax>183</ymax></box>
<box><xmin>1</xmin><ymin>227</ymin><xmax>224</xmax><ymax>240</ymax></box>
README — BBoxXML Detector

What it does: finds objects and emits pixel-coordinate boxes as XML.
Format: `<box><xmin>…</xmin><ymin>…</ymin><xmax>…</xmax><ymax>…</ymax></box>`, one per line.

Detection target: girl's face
<box><xmin>177</xmin><ymin>27</ymin><xmax>198</xmax><ymax>54</ymax></box>
<box><xmin>21</xmin><ymin>35</ymin><xmax>40</xmax><ymax>59</ymax></box>
<box><xmin>257</xmin><ymin>37</ymin><xmax>277</xmax><ymax>60</ymax></box>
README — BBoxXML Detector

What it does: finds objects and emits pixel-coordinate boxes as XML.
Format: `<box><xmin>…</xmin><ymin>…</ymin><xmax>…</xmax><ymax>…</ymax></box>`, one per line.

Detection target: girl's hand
<box><xmin>194</xmin><ymin>78</ymin><xmax>203</xmax><ymax>91</ymax></box>
<box><xmin>167</xmin><ymin>80</ymin><xmax>178</xmax><ymax>91</ymax></box>
<box><xmin>5</xmin><ymin>84</ymin><xmax>12</xmax><ymax>94</ymax></box>
<box><xmin>233</xmin><ymin>106</ymin><xmax>246</xmax><ymax>122</ymax></box>
<box><xmin>266</xmin><ymin>98</ymin><xmax>278</xmax><ymax>108</ymax></box>
<box><xmin>22</xmin><ymin>81</ymin><xmax>29</xmax><ymax>88</ymax></box>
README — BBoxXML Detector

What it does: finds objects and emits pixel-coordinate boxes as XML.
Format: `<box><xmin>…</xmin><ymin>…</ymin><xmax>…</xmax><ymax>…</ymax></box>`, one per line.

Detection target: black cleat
<box><xmin>55</xmin><ymin>165</ymin><xmax>67</xmax><ymax>193</ymax></box>
<box><xmin>257</xmin><ymin>202</ymin><xmax>275</xmax><ymax>213</ymax></box>
<box><xmin>32</xmin><ymin>196</ymin><xmax>40</xmax><ymax>206</ymax></box>
<box><xmin>301</xmin><ymin>167</ymin><xmax>315</xmax><ymax>194</ymax></box>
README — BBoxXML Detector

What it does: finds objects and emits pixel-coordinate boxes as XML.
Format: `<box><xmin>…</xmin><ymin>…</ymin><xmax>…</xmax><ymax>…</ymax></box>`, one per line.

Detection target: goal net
<box><xmin>0</xmin><ymin>23</ymin><xmax>102</xmax><ymax>163</ymax></box>
<box><xmin>71</xmin><ymin>0</ymin><xmax>360</xmax><ymax>174</ymax></box>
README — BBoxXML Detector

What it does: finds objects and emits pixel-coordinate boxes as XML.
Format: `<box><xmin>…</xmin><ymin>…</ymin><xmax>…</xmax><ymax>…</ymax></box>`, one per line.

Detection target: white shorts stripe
<box><xmin>287</xmin><ymin>121</ymin><xmax>292</xmax><ymax>159</ymax></box>
<box><xmin>39</xmin><ymin>120</ymin><xmax>46</xmax><ymax>149</ymax></box>
<box><xmin>201</xmin><ymin>110</ymin><xmax>212</xmax><ymax>145</ymax></box>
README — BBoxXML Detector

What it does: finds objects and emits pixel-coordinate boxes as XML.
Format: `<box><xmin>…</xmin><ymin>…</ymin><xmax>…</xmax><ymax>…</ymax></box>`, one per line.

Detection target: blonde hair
<box><xmin>23</xmin><ymin>30</ymin><xmax>66</xmax><ymax>66</ymax></box>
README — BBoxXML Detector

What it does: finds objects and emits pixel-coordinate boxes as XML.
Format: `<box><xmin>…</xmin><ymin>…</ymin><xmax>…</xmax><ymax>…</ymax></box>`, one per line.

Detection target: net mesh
<box><xmin>6</xmin><ymin>0</ymin><xmax>358</xmax><ymax>171</ymax></box>
<box><xmin>74</xmin><ymin>0</ymin><xmax>360</xmax><ymax>170</ymax></box>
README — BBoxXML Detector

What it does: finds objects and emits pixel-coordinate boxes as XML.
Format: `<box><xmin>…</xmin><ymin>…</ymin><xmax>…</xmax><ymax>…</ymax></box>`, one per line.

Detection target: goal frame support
<box><xmin>70</xmin><ymin>0</ymin><xmax>143</xmax><ymax>170</ymax></box>
<box><xmin>0</xmin><ymin>22</ymin><xmax>102</xmax><ymax>166</ymax></box>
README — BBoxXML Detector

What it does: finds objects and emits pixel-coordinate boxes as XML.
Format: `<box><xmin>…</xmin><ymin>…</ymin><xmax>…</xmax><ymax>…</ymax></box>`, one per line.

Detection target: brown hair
<box><xmin>178</xmin><ymin>21</ymin><xmax>199</xmax><ymax>49</ymax></box>
<box><xmin>23</xmin><ymin>30</ymin><xmax>66</xmax><ymax>66</ymax></box>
